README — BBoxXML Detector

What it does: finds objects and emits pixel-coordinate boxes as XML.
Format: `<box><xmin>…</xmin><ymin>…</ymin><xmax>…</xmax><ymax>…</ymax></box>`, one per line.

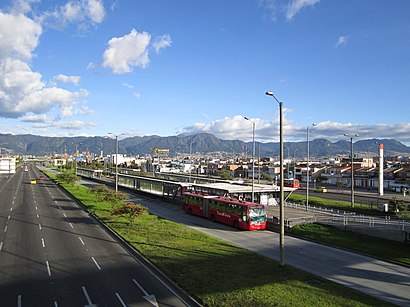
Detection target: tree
<box><xmin>111</xmin><ymin>202</ymin><xmax>148</xmax><ymax>225</ymax></box>
<box><xmin>57</xmin><ymin>172</ymin><xmax>79</xmax><ymax>185</ymax></box>
<box><xmin>89</xmin><ymin>184</ymin><xmax>128</xmax><ymax>207</ymax></box>
<box><xmin>220</xmin><ymin>170</ymin><xmax>233</xmax><ymax>180</ymax></box>
<box><xmin>261</xmin><ymin>173</ymin><xmax>273</xmax><ymax>182</ymax></box>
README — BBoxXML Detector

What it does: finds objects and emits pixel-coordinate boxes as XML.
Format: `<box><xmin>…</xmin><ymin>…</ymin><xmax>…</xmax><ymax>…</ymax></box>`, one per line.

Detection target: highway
<box><xmin>0</xmin><ymin>167</ymin><xmax>197</xmax><ymax>307</ymax></box>
<box><xmin>124</xmin><ymin>190</ymin><xmax>410</xmax><ymax>307</ymax></box>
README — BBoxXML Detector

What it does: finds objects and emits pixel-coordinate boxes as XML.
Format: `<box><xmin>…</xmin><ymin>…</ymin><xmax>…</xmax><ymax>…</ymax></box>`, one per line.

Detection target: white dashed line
<box><xmin>69</xmin><ymin>222</ymin><xmax>74</xmax><ymax>228</ymax></box>
<box><xmin>115</xmin><ymin>293</ymin><xmax>127</xmax><ymax>307</ymax></box>
<box><xmin>79</xmin><ymin>237</ymin><xmax>85</xmax><ymax>245</ymax></box>
<box><xmin>38</xmin><ymin>224</ymin><xmax>42</xmax><ymax>230</ymax></box>
<box><xmin>46</xmin><ymin>261</ymin><xmax>51</xmax><ymax>276</ymax></box>
<box><xmin>4</xmin><ymin>226</ymin><xmax>7</xmax><ymax>232</ymax></box>
<box><xmin>41</xmin><ymin>238</ymin><xmax>45</xmax><ymax>248</ymax></box>
<box><xmin>91</xmin><ymin>257</ymin><xmax>101</xmax><ymax>270</ymax></box>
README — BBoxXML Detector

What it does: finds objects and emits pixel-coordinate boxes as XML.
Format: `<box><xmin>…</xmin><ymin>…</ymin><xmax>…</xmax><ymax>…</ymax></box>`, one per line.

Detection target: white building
<box><xmin>0</xmin><ymin>157</ymin><xmax>16</xmax><ymax>174</ymax></box>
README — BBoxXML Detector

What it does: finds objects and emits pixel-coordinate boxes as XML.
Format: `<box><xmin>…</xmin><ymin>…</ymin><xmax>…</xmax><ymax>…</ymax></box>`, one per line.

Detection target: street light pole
<box><xmin>344</xmin><ymin>133</ymin><xmax>358</xmax><ymax>207</ymax></box>
<box><xmin>265</xmin><ymin>91</ymin><xmax>285</xmax><ymax>267</ymax></box>
<box><xmin>306</xmin><ymin>124</ymin><xmax>316</xmax><ymax>211</ymax></box>
<box><xmin>108</xmin><ymin>132</ymin><xmax>124</xmax><ymax>192</ymax></box>
<box><xmin>244</xmin><ymin>117</ymin><xmax>255</xmax><ymax>203</ymax></box>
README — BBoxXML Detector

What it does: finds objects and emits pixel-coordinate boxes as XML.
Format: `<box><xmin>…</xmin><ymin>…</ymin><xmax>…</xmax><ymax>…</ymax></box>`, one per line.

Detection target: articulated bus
<box><xmin>284</xmin><ymin>178</ymin><xmax>300</xmax><ymax>189</ymax></box>
<box><xmin>182</xmin><ymin>191</ymin><xmax>267</xmax><ymax>230</ymax></box>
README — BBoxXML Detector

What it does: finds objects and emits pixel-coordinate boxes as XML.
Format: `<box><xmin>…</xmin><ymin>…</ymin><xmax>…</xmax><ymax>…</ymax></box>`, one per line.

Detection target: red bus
<box><xmin>182</xmin><ymin>192</ymin><xmax>267</xmax><ymax>230</ymax></box>
<box><xmin>284</xmin><ymin>178</ymin><xmax>300</xmax><ymax>189</ymax></box>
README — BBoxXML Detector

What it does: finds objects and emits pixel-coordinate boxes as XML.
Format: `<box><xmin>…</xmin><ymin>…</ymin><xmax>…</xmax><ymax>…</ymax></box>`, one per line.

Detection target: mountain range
<box><xmin>0</xmin><ymin>133</ymin><xmax>409</xmax><ymax>158</ymax></box>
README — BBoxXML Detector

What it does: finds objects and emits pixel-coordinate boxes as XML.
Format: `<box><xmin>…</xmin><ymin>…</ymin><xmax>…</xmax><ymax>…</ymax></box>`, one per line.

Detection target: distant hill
<box><xmin>0</xmin><ymin>133</ymin><xmax>409</xmax><ymax>158</ymax></box>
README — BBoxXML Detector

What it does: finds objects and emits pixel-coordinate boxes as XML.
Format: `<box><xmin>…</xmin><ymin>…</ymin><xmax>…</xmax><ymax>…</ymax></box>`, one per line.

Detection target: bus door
<box><xmin>202</xmin><ymin>199</ymin><xmax>209</xmax><ymax>217</ymax></box>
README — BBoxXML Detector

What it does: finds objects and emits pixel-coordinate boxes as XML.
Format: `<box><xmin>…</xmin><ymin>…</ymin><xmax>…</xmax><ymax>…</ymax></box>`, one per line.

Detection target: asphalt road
<box><xmin>124</xmin><ymin>190</ymin><xmax>410</xmax><ymax>307</ymax></box>
<box><xmin>0</xmin><ymin>167</ymin><xmax>197</xmax><ymax>307</ymax></box>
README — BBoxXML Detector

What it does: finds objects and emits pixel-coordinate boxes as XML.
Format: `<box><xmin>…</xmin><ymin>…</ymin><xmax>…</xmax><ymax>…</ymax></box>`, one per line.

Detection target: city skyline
<box><xmin>0</xmin><ymin>1</ymin><xmax>409</xmax><ymax>144</ymax></box>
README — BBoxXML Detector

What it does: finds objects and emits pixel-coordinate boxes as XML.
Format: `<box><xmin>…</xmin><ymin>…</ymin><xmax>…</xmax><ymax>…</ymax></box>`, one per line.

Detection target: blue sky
<box><xmin>0</xmin><ymin>0</ymin><xmax>409</xmax><ymax>145</ymax></box>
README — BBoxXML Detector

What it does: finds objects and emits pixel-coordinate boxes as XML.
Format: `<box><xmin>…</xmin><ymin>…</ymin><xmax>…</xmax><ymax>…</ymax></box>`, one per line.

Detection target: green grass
<box><xmin>45</xmin><ymin>171</ymin><xmax>393</xmax><ymax>306</ymax></box>
<box><xmin>288</xmin><ymin>193</ymin><xmax>385</xmax><ymax>216</ymax></box>
<box><xmin>289</xmin><ymin>223</ymin><xmax>410</xmax><ymax>266</ymax></box>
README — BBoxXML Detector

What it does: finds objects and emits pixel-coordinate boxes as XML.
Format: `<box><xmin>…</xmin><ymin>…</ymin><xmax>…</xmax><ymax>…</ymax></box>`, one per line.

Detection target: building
<box><xmin>0</xmin><ymin>157</ymin><xmax>16</xmax><ymax>174</ymax></box>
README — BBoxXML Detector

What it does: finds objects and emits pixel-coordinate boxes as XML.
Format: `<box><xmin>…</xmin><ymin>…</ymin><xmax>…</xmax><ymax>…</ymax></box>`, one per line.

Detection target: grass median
<box><xmin>47</xmin><ymin>172</ymin><xmax>392</xmax><ymax>306</ymax></box>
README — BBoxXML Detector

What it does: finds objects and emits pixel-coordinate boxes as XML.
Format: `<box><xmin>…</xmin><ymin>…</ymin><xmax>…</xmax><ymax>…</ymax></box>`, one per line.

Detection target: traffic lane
<box><xmin>129</xmin><ymin>193</ymin><xmax>410</xmax><ymax>307</ymax></box>
<box><xmin>38</xmin><ymin>172</ymin><xmax>194</xmax><ymax>306</ymax></box>
<box><xmin>0</xmin><ymin>171</ymin><xmax>55</xmax><ymax>306</ymax></box>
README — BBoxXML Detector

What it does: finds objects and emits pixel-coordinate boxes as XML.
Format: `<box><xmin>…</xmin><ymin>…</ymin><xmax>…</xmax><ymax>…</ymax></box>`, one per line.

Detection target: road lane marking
<box><xmin>115</xmin><ymin>293</ymin><xmax>127</xmax><ymax>307</ymax></box>
<box><xmin>54</xmin><ymin>301</ymin><xmax>58</xmax><ymax>307</ymax></box>
<box><xmin>41</xmin><ymin>238</ymin><xmax>45</xmax><ymax>248</ymax></box>
<box><xmin>63</xmin><ymin>213</ymin><xmax>67</xmax><ymax>218</ymax></box>
<box><xmin>17</xmin><ymin>295</ymin><xmax>22</xmax><ymax>307</ymax></box>
<box><xmin>35</xmin><ymin>206</ymin><xmax>38</xmax><ymax>211</ymax></box>
<box><xmin>79</xmin><ymin>237</ymin><xmax>85</xmax><ymax>245</ymax></box>
<box><xmin>8</xmin><ymin>215</ymin><xmax>10</xmax><ymax>220</ymax></box>
<box><xmin>4</xmin><ymin>226</ymin><xmax>7</xmax><ymax>232</ymax></box>
<box><xmin>132</xmin><ymin>279</ymin><xmax>159</xmax><ymax>307</ymax></box>
<box><xmin>46</xmin><ymin>260</ymin><xmax>51</xmax><ymax>276</ymax></box>
<box><xmin>0</xmin><ymin>241</ymin><xmax>3</xmax><ymax>251</ymax></box>
<box><xmin>82</xmin><ymin>286</ymin><xmax>95</xmax><ymax>306</ymax></box>
<box><xmin>10</xmin><ymin>207</ymin><xmax>12</xmax><ymax>212</ymax></box>
<box><xmin>91</xmin><ymin>257</ymin><xmax>101</xmax><ymax>270</ymax></box>
<box><xmin>38</xmin><ymin>224</ymin><xmax>42</xmax><ymax>230</ymax></box>
<box><xmin>69</xmin><ymin>222</ymin><xmax>74</xmax><ymax>228</ymax></box>
<box><xmin>36</xmin><ymin>214</ymin><xmax>39</xmax><ymax>218</ymax></box>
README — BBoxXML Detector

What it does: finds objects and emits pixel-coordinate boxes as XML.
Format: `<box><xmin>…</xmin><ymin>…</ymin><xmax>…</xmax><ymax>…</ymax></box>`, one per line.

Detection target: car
<box><xmin>30</xmin><ymin>179</ymin><xmax>37</xmax><ymax>184</ymax></box>
<box><xmin>314</xmin><ymin>186</ymin><xmax>327</xmax><ymax>193</ymax></box>
<box><xmin>39</xmin><ymin>175</ymin><xmax>45</xmax><ymax>180</ymax></box>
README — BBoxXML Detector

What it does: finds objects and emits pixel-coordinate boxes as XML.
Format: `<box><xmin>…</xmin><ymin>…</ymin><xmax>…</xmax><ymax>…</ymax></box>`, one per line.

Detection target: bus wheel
<box><xmin>188</xmin><ymin>208</ymin><xmax>192</xmax><ymax>215</ymax></box>
<box><xmin>211</xmin><ymin>215</ymin><xmax>216</xmax><ymax>222</ymax></box>
<box><xmin>233</xmin><ymin>220</ymin><xmax>239</xmax><ymax>229</ymax></box>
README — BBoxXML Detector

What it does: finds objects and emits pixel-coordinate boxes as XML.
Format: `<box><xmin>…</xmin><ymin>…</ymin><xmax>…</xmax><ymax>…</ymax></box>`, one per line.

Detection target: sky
<box><xmin>0</xmin><ymin>0</ymin><xmax>409</xmax><ymax>145</ymax></box>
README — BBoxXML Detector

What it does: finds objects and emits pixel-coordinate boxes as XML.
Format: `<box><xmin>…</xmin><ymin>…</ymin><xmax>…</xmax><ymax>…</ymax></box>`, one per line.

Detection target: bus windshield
<box><xmin>248</xmin><ymin>206</ymin><xmax>267</xmax><ymax>223</ymax></box>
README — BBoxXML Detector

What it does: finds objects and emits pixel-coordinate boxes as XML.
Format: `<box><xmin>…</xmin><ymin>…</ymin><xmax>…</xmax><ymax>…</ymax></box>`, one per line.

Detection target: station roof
<box><xmin>189</xmin><ymin>182</ymin><xmax>295</xmax><ymax>194</ymax></box>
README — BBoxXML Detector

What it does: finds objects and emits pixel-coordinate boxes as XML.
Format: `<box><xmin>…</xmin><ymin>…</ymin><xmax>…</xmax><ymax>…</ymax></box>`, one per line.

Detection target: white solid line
<box><xmin>17</xmin><ymin>295</ymin><xmax>22</xmax><ymax>307</ymax></box>
<box><xmin>38</xmin><ymin>224</ymin><xmax>42</xmax><ymax>230</ymax></box>
<box><xmin>79</xmin><ymin>237</ymin><xmax>85</xmax><ymax>245</ymax></box>
<box><xmin>91</xmin><ymin>257</ymin><xmax>101</xmax><ymax>270</ymax></box>
<box><xmin>46</xmin><ymin>261</ymin><xmax>51</xmax><ymax>276</ymax></box>
<box><xmin>69</xmin><ymin>223</ymin><xmax>74</xmax><ymax>228</ymax></box>
<box><xmin>42</xmin><ymin>238</ymin><xmax>45</xmax><ymax>248</ymax></box>
<box><xmin>132</xmin><ymin>279</ymin><xmax>148</xmax><ymax>296</ymax></box>
<box><xmin>82</xmin><ymin>286</ymin><xmax>93</xmax><ymax>305</ymax></box>
<box><xmin>115</xmin><ymin>293</ymin><xmax>127</xmax><ymax>307</ymax></box>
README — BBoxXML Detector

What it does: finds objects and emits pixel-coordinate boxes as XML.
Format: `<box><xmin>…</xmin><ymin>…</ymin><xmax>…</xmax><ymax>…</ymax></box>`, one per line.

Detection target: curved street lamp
<box><xmin>265</xmin><ymin>91</ymin><xmax>285</xmax><ymax>267</ymax></box>
<box><xmin>108</xmin><ymin>132</ymin><xmax>125</xmax><ymax>192</ymax></box>
<box><xmin>244</xmin><ymin>116</ymin><xmax>255</xmax><ymax>203</ymax></box>
<box><xmin>306</xmin><ymin>123</ymin><xmax>316</xmax><ymax>211</ymax></box>
<box><xmin>344</xmin><ymin>133</ymin><xmax>359</xmax><ymax>207</ymax></box>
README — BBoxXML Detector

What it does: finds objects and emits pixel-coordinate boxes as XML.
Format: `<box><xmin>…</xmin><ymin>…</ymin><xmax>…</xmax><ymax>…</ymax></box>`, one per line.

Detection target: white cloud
<box><xmin>20</xmin><ymin>113</ymin><xmax>47</xmax><ymax>123</ymax></box>
<box><xmin>0</xmin><ymin>12</ymin><xmax>89</xmax><ymax>120</ymax></box>
<box><xmin>53</xmin><ymin>74</ymin><xmax>81</xmax><ymax>86</ymax></box>
<box><xmin>152</xmin><ymin>34</ymin><xmax>172</xmax><ymax>53</ymax></box>
<box><xmin>259</xmin><ymin>0</ymin><xmax>319</xmax><ymax>21</ymax></box>
<box><xmin>0</xmin><ymin>11</ymin><xmax>42</xmax><ymax>60</ymax></box>
<box><xmin>40</xmin><ymin>0</ymin><xmax>105</xmax><ymax>30</ymax></box>
<box><xmin>33</xmin><ymin>120</ymin><xmax>95</xmax><ymax>130</ymax></box>
<box><xmin>335</xmin><ymin>35</ymin><xmax>349</xmax><ymax>48</ymax></box>
<box><xmin>133</xmin><ymin>92</ymin><xmax>141</xmax><ymax>99</ymax></box>
<box><xmin>85</xmin><ymin>0</ymin><xmax>105</xmax><ymax>24</ymax></box>
<box><xmin>286</xmin><ymin>0</ymin><xmax>319</xmax><ymax>21</ymax></box>
<box><xmin>102</xmin><ymin>28</ymin><xmax>151</xmax><ymax>74</ymax></box>
<box><xmin>122</xmin><ymin>82</ymin><xmax>134</xmax><ymax>88</ymax></box>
